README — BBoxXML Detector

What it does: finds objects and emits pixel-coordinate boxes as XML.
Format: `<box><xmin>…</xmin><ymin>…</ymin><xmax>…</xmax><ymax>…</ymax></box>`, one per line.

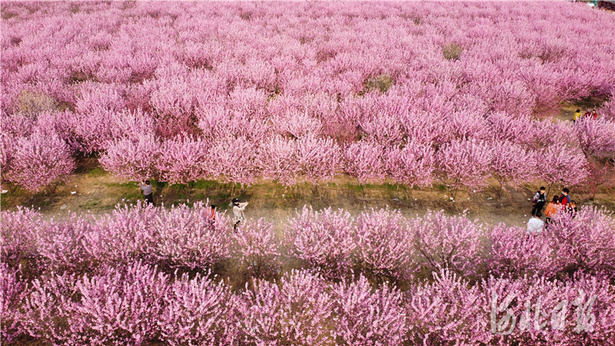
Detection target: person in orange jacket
<box><xmin>544</xmin><ymin>195</ymin><xmax>561</xmax><ymax>225</ymax></box>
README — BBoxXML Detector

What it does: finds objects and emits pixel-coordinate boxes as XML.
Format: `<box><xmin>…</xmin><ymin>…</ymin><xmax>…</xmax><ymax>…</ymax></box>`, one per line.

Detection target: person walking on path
<box><xmin>531</xmin><ymin>186</ymin><xmax>547</xmax><ymax>216</ymax></box>
<box><xmin>140</xmin><ymin>180</ymin><xmax>154</xmax><ymax>205</ymax></box>
<box><xmin>544</xmin><ymin>195</ymin><xmax>561</xmax><ymax>225</ymax></box>
<box><xmin>231</xmin><ymin>198</ymin><xmax>248</xmax><ymax>231</ymax></box>
<box><xmin>527</xmin><ymin>211</ymin><xmax>545</xmax><ymax>234</ymax></box>
<box><xmin>208</xmin><ymin>205</ymin><xmax>216</xmax><ymax>225</ymax></box>
<box><xmin>559</xmin><ymin>188</ymin><xmax>572</xmax><ymax>208</ymax></box>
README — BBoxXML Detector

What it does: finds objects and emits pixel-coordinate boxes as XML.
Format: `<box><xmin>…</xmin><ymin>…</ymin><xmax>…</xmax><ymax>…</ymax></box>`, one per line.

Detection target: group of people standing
<box><xmin>139</xmin><ymin>180</ymin><xmax>248</xmax><ymax>230</ymax></box>
<box><xmin>527</xmin><ymin>186</ymin><xmax>577</xmax><ymax>233</ymax></box>
<box><xmin>573</xmin><ymin>108</ymin><xmax>599</xmax><ymax>122</ymax></box>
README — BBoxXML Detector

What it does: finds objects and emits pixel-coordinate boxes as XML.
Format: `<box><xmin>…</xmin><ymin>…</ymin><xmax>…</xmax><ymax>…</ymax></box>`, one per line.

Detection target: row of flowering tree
<box><xmin>2</xmin><ymin>204</ymin><xmax>614</xmax><ymax>283</ymax></box>
<box><xmin>2</xmin><ymin>1</ymin><xmax>615</xmax><ymax>192</ymax></box>
<box><xmin>3</xmin><ymin>264</ymin><xmax>614</xmax><ymax>345</ymax></box>
<box><xmin>2</xmin><ymin>113</ymin><xmax>612</xmax><ymax>194</ymax></box>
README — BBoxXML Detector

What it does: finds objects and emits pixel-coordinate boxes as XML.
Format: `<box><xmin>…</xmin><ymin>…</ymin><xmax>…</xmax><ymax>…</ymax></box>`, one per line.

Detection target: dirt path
<box><xmin>3</xmin><ymin>165</ymin><xmax>614</xmax><ymax>230</ymax></box>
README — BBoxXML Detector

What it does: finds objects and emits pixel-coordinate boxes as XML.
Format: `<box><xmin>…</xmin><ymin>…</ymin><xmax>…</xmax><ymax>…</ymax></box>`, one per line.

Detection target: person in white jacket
<box><xmin>231</xmin><ymin>198</ymin><xmax>248</xmax><ymax>231</ymax></box>
<box><xmin>527</xmin><ymin>211</ymin><xmax>544</xmax><ymax>234</ymax></box>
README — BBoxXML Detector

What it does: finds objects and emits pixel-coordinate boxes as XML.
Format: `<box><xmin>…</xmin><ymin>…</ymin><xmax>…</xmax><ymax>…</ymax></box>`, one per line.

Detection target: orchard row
<box><xmin>2</xmin><ymin>263</ymin><xmax>614</xmax><ymax>345</ymax></box>
<box><xmin>3</xmin><ymin>204</ymin><xmax>614</xmax><ymax>283</ymax></box>
<box><xmin>2</xmin><ymin>114</ymin><xmax>615</xmax><ymax>192</ymax></box>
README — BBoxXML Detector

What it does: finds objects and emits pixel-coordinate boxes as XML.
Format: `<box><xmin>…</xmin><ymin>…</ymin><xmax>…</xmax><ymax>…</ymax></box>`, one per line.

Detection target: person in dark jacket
<box><xmin>531</xmin><ymin>186</ymin><xmax>547</xmax><ymax>216</ymax></box>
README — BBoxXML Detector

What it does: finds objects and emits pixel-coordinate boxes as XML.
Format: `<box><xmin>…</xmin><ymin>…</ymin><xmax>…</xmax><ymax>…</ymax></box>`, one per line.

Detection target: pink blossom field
<box><xmin>1</xmin><ymin>1</ymin><xmax>615</xmax><ymax>344</ymax></box>
<box><xmin>1</xmin><ymin>1</ymin><xmax>615</xmax><ymax>190</ymax></box>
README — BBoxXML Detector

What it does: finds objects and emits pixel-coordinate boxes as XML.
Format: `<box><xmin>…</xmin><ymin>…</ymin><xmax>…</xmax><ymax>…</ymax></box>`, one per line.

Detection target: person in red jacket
<box><xmin>583</xmin><ymin>109</ymin><xmax>592</xmax><ymax>118</ymax></box>
<box><xmin>559</xmin><ymin>188</ymin><xmax>571</xmax><ymax>207</ymax></box>
<box><xmin>592</xmin><ymin>109</ymin><xmax>598</xmax><ymax>119</ymax></box>
<box><xmin>208</xmin><ymin>205</ymin><xmax>216</xmax><ymax>222</ymax></box>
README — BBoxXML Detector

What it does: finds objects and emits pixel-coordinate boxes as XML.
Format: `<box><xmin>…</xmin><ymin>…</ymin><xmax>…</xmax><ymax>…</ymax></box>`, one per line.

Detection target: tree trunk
<box><xmin>546</xmin><ymin>182</ymin><xmax>554</xmax><ymax>200</ymax></box>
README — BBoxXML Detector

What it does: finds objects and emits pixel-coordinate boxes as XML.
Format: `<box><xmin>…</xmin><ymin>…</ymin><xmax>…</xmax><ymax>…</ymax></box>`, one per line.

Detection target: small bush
<box><xmin>443</xmin><ymin>43</ymin><xmax>463</xmax><ymax>61</ymax></box>
<box><xmin>364</xmin><ymin>74</ymin><xmax>394</xmax><ymax>93</ymax></box>
<box><xmin>16</xmin><ymin>91</ymin><xmax>57</xmax><ymax>117</ymax></box>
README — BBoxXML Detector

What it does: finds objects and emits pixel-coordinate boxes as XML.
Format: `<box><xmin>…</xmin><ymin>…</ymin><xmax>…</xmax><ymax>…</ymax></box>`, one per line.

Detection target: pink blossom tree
<box><xmin>482</xmin><ymin>273</ymin><xmax>615</xmax><ymax>343</ymax></box>
<box><xmin>148</xmin><ymin>69</ymin><xmax>198</xmax><ymax>137</ymax></box>
<box><xmin>35</xmin><ymin>213</ymin><xmax>96</xmax><ymax>272</ymax></box>
<box><xmin>573</xmin><ymin>117</ymin><xmax>615</xmax><ymax>159</ymax></box>
<box><xmin>5</xmin><ymin>130</ymin><xmax>75</xmax><ymax>193</ymax></box>
<box><xmin>226</xmin><ymin>86</ymin><xmax>269</xmax><ymax>120</ymax></box>
<box><xmin>359</xmin><ymin>112</ymin><xmax>404</xmax><ymax>147</ymax></box>
<box><xmin>354</xmin><ymin>209</ymin><xmax>416</xmax><ymax>281</ymax></box>
<box><xmin>333</xmin><ymin>275</ymin><xmax>407</xmax><ymax>344</ymax></box>
<box><xmin>0</xmin><ymin>133</ymin><xmax>16</xmax><ymax>186</ymax></box>
<box><xmin>532</xmin><ymin>120</ymin><xmax>578</xmax><ymax>149</ymax></box>
<box><xmin>107</xmin><ymin>108</ymin><xmax>156</xmax><ymax>142</ymax></box>
<box><xmin>150</xmin><ymin>203</ymin><xmax>230</xmax><ymax>270</ymax></box>
<box><xmin>160</xmin><ymin>272</ymin><xmax>240</xmax><ymax>345</ymax></box>
<box><xmin>285</xmin><ymin>207</ymin><xmax>355</xmax><ymax>279</ymax></box>
<box><xmin>156</xmin><ymin>136</ymin><xmax>209</xmax><ymax>184</ymax></box>
<box><xmin>230</xmin><ymin>218</ymin><xmax>281</xmax><ymax>278</ymax></box>
<box><xmin>207</xmin><ymin>137</ymin><xmax>260</xmax><ymax>186</ymax></box>
<box><xmin>343</xmin><ymin>141</ymin><xmax>386</xmax><ymax>184</ymax></box>
<box><xmin>537</xmin><ymin>144</ymin><xmax>588</xmax><ymax>191</ymax></box>
<box><xmin>271</xmin><ymin>110</ymin><xmax>323</xmax><ymax>139</ymax></box>
<box><xmin>486</xmin><ymin>112</ymin><xmax>536</xmax><ymax>147</ymax></box>
<box><xmin>547</xmin><ymin>207</ymin><xmax>615</xmax><ymax>275</ymax></box>
<box><xmin>82</xmin><ymin>202</ymin><xmax>159</xmax><ymax>266</ymax></box>
<box><xmin>489</xmin><ymin>141</ymin><xmax>537</xmax><ymax>190</ymax></box>
<box><xmin>239</xmin><ymin>270</ymin><xmax>335</xmax><ymax>344</ymax></box>
<box><xmin>21</xmin><ymin>273</ymin><xmax>78</xmax><ymax>344</ymax></box>
<box><xmin>385</xmin><ymin>141</ymin><xmax>436</xmax><ymax>187</ymax></box>
<box><xmin>488</xmin><ymin>224</ymin><xmax>561</xmax><ymax>279</ymax></box>
<box><xmin>69</xmin><ymin>262</ymin><xmax>169</xmax><ymax>344</ymax></box>
<box><xmin>598</xmin><ymin>93</ymin><xmax>615</xmax><ymax>121</ymax></box>
<box><xmin>406</xmin><ymin>269</ymin><xmax>490</xmax><ymax>344</ymax></box>
<box><xmin>99</xmin><ymin>134</ymin><xmax>161</xmax><ymax>181</ymax></box>
<box><xmin>1</xmin><ymin>264</ymin><xmax>27</xmax><ymax>343</ymax></box>
<box><xmin>436</xmin><ymin>139</ymin><xmax>493</xmax><ymax>196</ymax></box>
<box><xmin>196</xmin><ymin>104</ymin><xmax>270</xmax><ymax>143</ymax></box>
<box><xmin>257</xmin><ymin>136</ymin><xmax>300</xmax><ymax>186</ymax></box>
<box><xmin>410</xmin><ymin>211</ymin><xmax>486</xmax><ymax>276</ymax></box>
<box><xmin>295</xmin><ymin>135</ymin><xmax>341</xmax><ymax>184</ymax></box>
<box><xmin>0</xmin><ymin>207</ymin><xmax>41</xmax><ymax>266</ymax></box>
